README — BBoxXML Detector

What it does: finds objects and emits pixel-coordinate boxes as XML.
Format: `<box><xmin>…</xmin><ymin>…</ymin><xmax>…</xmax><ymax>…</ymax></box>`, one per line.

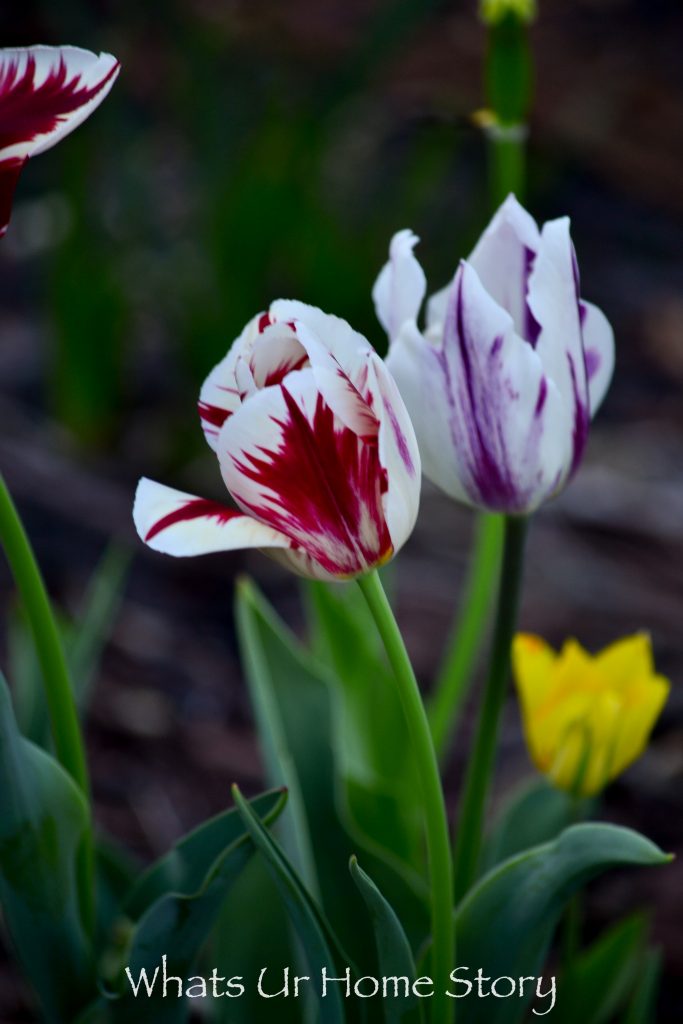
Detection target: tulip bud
<box><xmin>135</xmin><ymin>301</ymin><xmax>420</xmax><ymax>580</ymax></box>
<box><xmin>374</xmin><ymin>196</ymin><xmax>615</xmax><ymax>515</ymax></box>
<box><xmin>513</xmin><ymin>633</ymin><xmax>670</xmax><ymax>797</ymax></box>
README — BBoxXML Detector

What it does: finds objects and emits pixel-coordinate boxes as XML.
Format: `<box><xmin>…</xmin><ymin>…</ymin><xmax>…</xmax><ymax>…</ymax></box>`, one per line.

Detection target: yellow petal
<box><xmin>608</xmin><ymin>673</ymin><xmax>670</xmax><ymax>780</ymax></box>
<box><xmin>594</xmin><ymin>633</ymin><xmax>653</xmax><ymax>690</ymax></box>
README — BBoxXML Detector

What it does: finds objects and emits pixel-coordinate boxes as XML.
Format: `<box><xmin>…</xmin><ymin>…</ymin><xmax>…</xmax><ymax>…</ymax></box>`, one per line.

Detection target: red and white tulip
<box><xmin>374</xmin><ymin>195</ymin><xmax>615</xmax><ymax>514</ymax></box>
<box><xmin>0</xmin><ymin>45</ymin><xmax>120</xmax><ymax>236</ymax></box>
<box><xmin>134</xmin><ymin>301</ymin><xmax>421</xmax><ymax>580</ymax></box>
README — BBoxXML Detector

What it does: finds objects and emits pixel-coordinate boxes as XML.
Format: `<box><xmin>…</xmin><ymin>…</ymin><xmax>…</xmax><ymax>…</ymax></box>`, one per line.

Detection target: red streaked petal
<box><xmin>0</xmin><ymin>47</ymin><xmax>119</xmax><ymax>158</ymax></box>
<box><xmin>133</xmin><ymin>478</ymin><xmax>292</xmax><ymax>557</ymax></box>
<box><xmin>288</xmin><ymin>317</ymin><xmax>378</xmax><ymax>440</ymax></box>
<box><xmin>218</xmin><ymin>369</ymin><xmax>393</xmax><ymax>578</ymax></box>
<box><xmin>0</xmin><ymin>46</ymin><xmax>119</xmax><ymax>235</ymax></box>
<box><xmin>249</xmin><ymin>322</ymin><xmax>308</xmax><ymax>387</ymax></box>
<box><xmin>198</xmin><ymin>314</ymin><xmax>263</xmax><ymax>450</ymax></box>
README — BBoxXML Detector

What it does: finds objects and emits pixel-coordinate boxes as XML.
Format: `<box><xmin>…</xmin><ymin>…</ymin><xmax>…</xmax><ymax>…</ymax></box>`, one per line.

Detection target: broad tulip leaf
<box><xmin>556</xmin><ymin>913</ymin><xmax>647</xmax><ymax>1024</ymax></box>
<box><xmin>455</xmin><ymin>824</ymin><xmax>670</xmax><ymax>1024</ymax></box>
<box><xmin>349</xmin><ymin>857</ymin><xmax>423</xmax><ymax>1024</ymax></box>
<box><xmin>211</xmin><ymin>856</ymin><xmax>301</xmax><ymax>1024</ymax></box>
<box><xmin>232</xmin><ymin>785</ymin><xmax>347</xmax><ymax>1024</ymax></box>
<box><xmin>105</xmin><ymin>789</ymin><xmax>287</xmax><ymax>1023</ymax></box>
<box><xmin>482</xmin><ymin>779</ymin><xmax>582</xmax><ymax>872</ymax></box>
<box><xmin>237</xmin><ymin>578</ymin><xmax>394</xmax><ymax>966</ymax></box>
<box><xmin>125</xmin><ymin>788</ymin><xmax>285</xmax><ymax>919</ymax></box>
<box><xmin>0</xmin><ymin>672</ymin><xmax>94</xmax><ymax>1021</ymax></box>
<box><xmin>306</xmin><ymin>581</ymin><xmax>423</xmax><ymax>876</ymax></box>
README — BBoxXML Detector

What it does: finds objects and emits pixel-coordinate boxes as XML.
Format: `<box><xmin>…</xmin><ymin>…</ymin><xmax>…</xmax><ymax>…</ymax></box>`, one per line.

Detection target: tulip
<box><xmin>134</xmin><ymin>300</ymin><xmax>421</xmax><ymax>580</ymax></box>
<box><xmin>513</xmin><ymin>632</ymin><xmax>670</xmax><ymax>797</ymax></box>
<box><xmin>373</xmin><ymin>195</ymin><xmax>615</xmax><ymax>514</ymax></box>
<box><xmin>0</xmin><ymin>45</ymin><xmax>120</xmax><ymax>236</ymax></box>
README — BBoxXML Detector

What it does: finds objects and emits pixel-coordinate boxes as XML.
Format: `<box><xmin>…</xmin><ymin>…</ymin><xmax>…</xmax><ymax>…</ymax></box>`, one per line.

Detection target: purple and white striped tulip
<box><xmin>373</xmin><ymin>195</ymin><xmax>615</xmax><ymax>514</ymax></box>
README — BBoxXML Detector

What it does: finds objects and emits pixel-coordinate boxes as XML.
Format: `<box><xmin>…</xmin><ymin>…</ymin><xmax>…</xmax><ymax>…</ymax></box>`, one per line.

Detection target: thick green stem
<box><xmin>452</xmin><ymin>515</ymin><xmax>527</xmax><ymax>901</ymax></box>
<box><xmin>429</xmin><ymin>513</ymin><xmax>503</xmax><ymax>761</ymax></box>
<box><xmin>0</xmin><ymin>474</ymin><xmax>95</xmax><ymax>934</ymax></box>
<box><xmin>357</xmin><ymin>571</ymin><xmax>454</xmax><ymax>1024</ymax></box>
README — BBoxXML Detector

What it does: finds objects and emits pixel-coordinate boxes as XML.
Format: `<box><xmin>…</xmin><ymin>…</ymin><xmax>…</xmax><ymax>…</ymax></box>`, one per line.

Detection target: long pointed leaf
<box><xmin>349</xmin><ymin>857</ymin><xmax>423</xmax><ymax>1024</ymax></box>
<box><xmin>233</xmin><ymin>784</ymin><xmax>347</xmax><ymax>1024</ymax></box>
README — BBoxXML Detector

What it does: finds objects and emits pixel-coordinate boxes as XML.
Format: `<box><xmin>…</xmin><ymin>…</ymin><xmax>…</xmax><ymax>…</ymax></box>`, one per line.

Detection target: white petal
<box><xmin>270</xmin><ymin>299</ymin><xmax>372</xmax><ymax>362</ymax></box>
<box><xmin>218</xmin><ymin>369</ymin><xmax>394</xmax><ymax>577</ymax></box>
<box><xmin>0</xmin><ymin>47</ymin><xmax>119</xmax><ymax>163</ymax></box>
<box><xmin>133</xmin><ymin>477</ymin><xmax>291</xmax><ymax>557</ymax></box>
<box><xmin>372</xmin><ymin>229</ymin><xmax>427</xmax><ymax>342</ymax></box>
<box><xmin>389</xmin><ymin>262</ymin><xmax>571</xmax><ymax>513</ymax></box>
<box><xmin>528</xmin><ymin>217</ymin><xmax>589</xmax><ymax>474</ymax></box>
<box><xmin>289</xmin><ymin>317</ymin><xmax>378</xmax><ymax>438</ymax></box>
<box><xmin>198</xmin><ymin>313</ymin><xmax>263</xmax><ymax>450</ymax></box>
<box><xmin>365</xmin><ymin>353</ymin><xmax>421</xmax><ymax>553</ymax></box>
<box><xmin>580</xmin><ymin>299</ymin><xmax>615</xmax><ymax>415</ymax></box>
<box><xmin>468</xmin><ymin>194</ymin><xmax>541</xmax><ymax>341</ymax></box>
<box><xmin>426</xmin><ymin>282</ymin><xmax>452</xmax><ymax>331</ymax></box>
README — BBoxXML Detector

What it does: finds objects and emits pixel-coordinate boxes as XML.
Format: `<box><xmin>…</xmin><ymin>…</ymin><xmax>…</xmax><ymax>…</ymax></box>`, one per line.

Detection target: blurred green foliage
<box><xmin>3</xmin><ymin>0</ymin><xmax>490</xmax><ymax>452</ymax></box>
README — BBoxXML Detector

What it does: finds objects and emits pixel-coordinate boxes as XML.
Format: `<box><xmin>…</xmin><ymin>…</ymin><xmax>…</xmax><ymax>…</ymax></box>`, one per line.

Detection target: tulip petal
<box><xmin>609</xmin><ymin>674</ymin><xmax>670</xmax><ymax>780</ymax></box>
<box><xmin>468</xmin><ymin>194</ymin><xmax>542</xmax><ymax>343</ymax></box>
<box><xmin>285</xmin><ymin>316</ymin><xmax>379</xmax><ymax>439</ymax></box>
<box><xmin>0</xmin><ymin>46</ymin><xmax>120</xmax><ymax>235</ymax></box>
<box><xmin>580</xmin><ymin>299</ymin><xmax>615</xmax><ymax>415</ymax></box>
<box><xmin>218</xmin><ymin>369</ymin><xmax>393</xmax><ymax>577</ymax></box>
<box><xmin>528</xmin><ymin>218</ymin><xmax>590</xmax><ymax>477</ymax></box>
<box><xmin>270</xmin><ymin>299</ymin><xmax>373</xmax><ymax>364</ymax></box>
<box><xmin>365</xmin><ymin>353</ymin><xmax>421</xmax><ymax>554</ymax></box>
<box><xmin>390</xmin><ymin>260</ymin><xmax>570</xmax><ymax>512</ymax></box>
<box><xmin>198</xmin><ymin>314</ymin><xmax>262</xmax><ymax>449</ymax></box>
<box><xmin>133</xmin><ymin>477</ymin><xmax>292</xmax><ymax>557</ymax></box>
<box><xmin>372</xmin><ymin>229</ymin><xmax>426</xmax><ymax>342</ymax></box>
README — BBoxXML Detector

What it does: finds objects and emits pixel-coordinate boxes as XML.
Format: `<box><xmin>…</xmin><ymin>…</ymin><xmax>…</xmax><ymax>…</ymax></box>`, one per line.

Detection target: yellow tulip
<box><xmin>512</xmin><ymin>633</ymin><xmax>670</xmax><ymax>797</ymax></box>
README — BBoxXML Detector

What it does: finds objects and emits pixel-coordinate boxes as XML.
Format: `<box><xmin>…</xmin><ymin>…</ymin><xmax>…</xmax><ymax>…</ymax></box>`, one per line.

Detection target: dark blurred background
<box><xmin>1</xmin><ymin>0</ymin><xmax>682</xmax><ymax>1019</ymax></box>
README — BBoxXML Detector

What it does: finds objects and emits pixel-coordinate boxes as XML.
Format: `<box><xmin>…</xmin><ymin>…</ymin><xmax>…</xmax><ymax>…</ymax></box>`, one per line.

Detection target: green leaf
<box><xmin>455</xmin><ymin>823</ymin><xmax>670</xmax><ymax>1024</ymax></box>
<box><xmin>556</xmin><ymin>914</ymin><xmax>648</xmax><ymax>1024</ymax></box>
<box><xmin>482</xmin><ymin>778</ymin><xmax>583</xmax><ymax>872</ymax></box>
<box><xmin>105</xmin><ymin>788</ymin><xmax>288</xmax><ymax>1023</ymax></box>
<box><xmin>0</xmin><ymin>672</ymin><xmax>94</xmax><ymax>1021</ymax></box>
<box><xmin>349</xmin><ymin>857</ymin><xmax>423</xmax><ymax>1024</ymax></box>
<box><xmin>305</xmin><ymin>580</ymin><xmax>422</xmax><ymax>877</ymax></box>
<box><xmin>211</xmin><ymin>857</ymin><xmax>301</xmax><ymax>1024</ymax></box>
<box><xmin>125</xmin><ymin>789</ymin><xmax>285</xmax><ymax>920</ymax></box>
<box><xmin>68</xmin><ymin>545</ymin><xmax>131</xmax><ymax>709</ymax></box>
<box><xmin>9</xmin><ymin>544</ymin><xmax>129</xmax><ymax>745</ymax></box>
<box><xmin>232</xmin><ymin>784</ymin><xmax>347</xmax><ymax>1024</ymax></box>
<box><xmin>624</xmin><ymin>947</ymin><xmax>662</xmax><ymax>1024</ymax></box>
<box><xmin>237</xmin><ymin>578</ymin><xmax>415</xmax><ymax>966</ymax></box>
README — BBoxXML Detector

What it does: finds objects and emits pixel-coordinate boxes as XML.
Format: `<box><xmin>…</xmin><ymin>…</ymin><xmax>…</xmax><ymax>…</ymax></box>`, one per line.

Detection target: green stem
<box><xmin>485</xmin><ymin>11</ymin><xmax>532</xmax><ymax>204</ymax></box>
<box><xmin>0</xmin><ymin>474</ymin><xmax>95</xmax><ymax>934</ymax></box>
<box><xmin>490</xmin><ymin>125</ymin><xmax>526</xmax><ymax>206</ymax></box>
<box><xmin>453</xmin><ymin>515</ymin><xmax>527</xmax><ymax>902</ymax></box>
<box><xmin>429</xmin><ymin>513</ymin><xmax>503</xmax><ymax>761</ymax></box>
<box><xmin>357</xmin><ymin>571</ymin><xmax>454</xmax><ymax>1024</ymax></box>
